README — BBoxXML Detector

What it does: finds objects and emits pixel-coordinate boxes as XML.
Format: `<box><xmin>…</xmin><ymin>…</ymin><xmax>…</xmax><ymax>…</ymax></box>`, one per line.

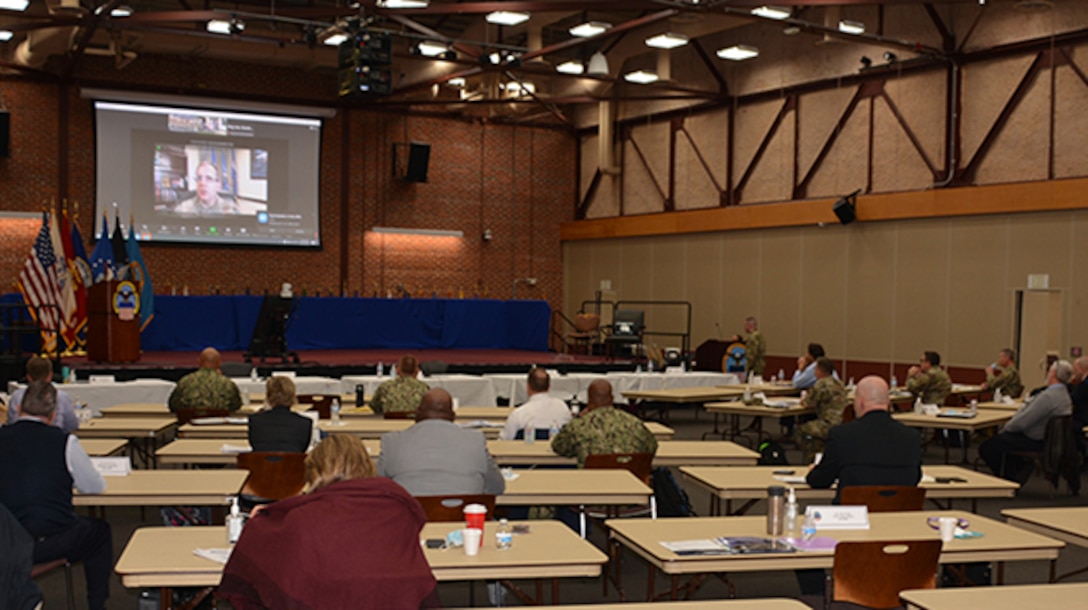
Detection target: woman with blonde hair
<box><xmin>219</xmin><ymin>435</ymin><xmax>439</xmax><ymax>609</ymax></box>
<box><xmin>247</xmin><ymin>376</ymin><xmax>311</xmax><ymax>453</ymax></box>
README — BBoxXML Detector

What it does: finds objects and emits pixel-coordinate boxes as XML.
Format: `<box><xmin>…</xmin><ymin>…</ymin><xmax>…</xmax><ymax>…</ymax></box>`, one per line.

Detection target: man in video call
<box><xmin>174</xmin><ymin>161</ymin><xmax>239</xmax><ymax>216</ymax></box>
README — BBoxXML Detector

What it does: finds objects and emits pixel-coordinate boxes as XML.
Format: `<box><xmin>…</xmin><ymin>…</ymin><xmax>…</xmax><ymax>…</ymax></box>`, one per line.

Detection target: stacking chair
<box><xmin>839</xmin><ymin>486</ymin><xmax>926</xmax><ymax>512</ymax></box>
<box><xmin>584</xmin><ymin>452</ymin><xmax>656</xmax><ymax>598</ymax></box>
<box><xmin>236</xmin><ymin>451</ymin><xmax>306</xmax><ymax>504</ymax></box>
<box><xmin>30</xmin><ymin>558</ymin><xmax>75</xmax><ymax>610</ymax></box>
<box><xmin>826</xmin><ymin>539</ymin><xmax>941</xmax><ymax>609</ymax></box>
<box><xmin>1001</xmin><ymin>414</ymin><xmax>1080</xmax><ymax>495</ymax></box>
<box><xmin>414</xmin><ymin>494</ymin><xmax>496</xmax><ymax>522</ymax></box>
<box><xmin>566</xmin><ymin>312</ymin><xmax>600</xmax><ymax>355</ymax></box>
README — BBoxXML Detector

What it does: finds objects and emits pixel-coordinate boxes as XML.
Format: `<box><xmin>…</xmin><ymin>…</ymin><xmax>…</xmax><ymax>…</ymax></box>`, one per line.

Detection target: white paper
<box><xmin>271</xmin><ymin>371</ymin><xmax>297</xmax><ymax>378</ymax></box>
<box><xmin>90</xmin><ymin>457</ymin><xmax>131</xmax><ymax>476</ymax></box>
<box><xmin>458</xmin><ymin>420</ymin><xmax>503</xmax><ymax>429</ymax></box>
<box><xmin>659</xmin><ymin>539</ymin><xmax>726</xmax><ymax>553</ymax></box>
<box><xmin>772</xmin><ymin>475</ymin><xmax>807</xmax><ymax>484</ymax></box>
<box><xmin>220</xmin><ymin>444</ymin><xmax>252</xmax><ymax>454</ymax></box>
<box><xmin>805</xmin><ymin>505</ymin><xmax>870</xmax><ymax>530</ymax></box>
<box><xmin>193</xmin><ymin>548</ymin><xmax>232</xmax><ymax>564</ymax></box>
<box><xmin>88</xmin><ymin>375</ymin><xmax>116</xmax><ymax>384</ymax></box>
<box><xmin>500</xmin><ymin>468</ymin><xmax>521</xmax><ymax>481</ymax></box>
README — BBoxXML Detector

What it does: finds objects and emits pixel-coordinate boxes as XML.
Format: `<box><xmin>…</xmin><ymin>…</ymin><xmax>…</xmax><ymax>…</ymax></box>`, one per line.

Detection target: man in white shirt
<box><xmin>500</xmin><ymin>368</ymin><xmax>573</xmax><ymax>441</ymax></box>
<box><xmin>7</xmin><ymin>356</ymin><xmax>79</xmax><ymax>432</ymax></box>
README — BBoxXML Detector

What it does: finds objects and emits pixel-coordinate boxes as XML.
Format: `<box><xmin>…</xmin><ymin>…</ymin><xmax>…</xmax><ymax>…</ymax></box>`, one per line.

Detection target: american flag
<box><xmin>17</xmin><ymin>213</ymin><xmax>65</xmax><ymax>351</ymax></box>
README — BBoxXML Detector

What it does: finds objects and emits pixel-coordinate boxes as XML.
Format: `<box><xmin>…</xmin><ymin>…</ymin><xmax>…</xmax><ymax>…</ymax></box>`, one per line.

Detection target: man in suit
<box><xmin>807</xmin><ymin>375</ymin><xmax>922</xmax><ymax>502</ymax></box>
<box><xmin>377</xmin><ymin>388</ymin><xmax>505</xmax><ymax>496</ymax></box>
<box><xmin>248</xmin><ymin>376</ymin><xmax>312</xmax><ymax>453</ymax></box>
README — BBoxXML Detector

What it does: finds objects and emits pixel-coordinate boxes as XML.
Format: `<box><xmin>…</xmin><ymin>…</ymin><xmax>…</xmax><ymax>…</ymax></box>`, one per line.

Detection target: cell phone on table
<box><xmin>773</xmin><ymin>469</ymin><xmax>795</xmax><ymax>475</ymax></box>
<box><xmin>424</xmin><ymin>539</ymin><xmax>445</xmax><ymax>549</ymax></box>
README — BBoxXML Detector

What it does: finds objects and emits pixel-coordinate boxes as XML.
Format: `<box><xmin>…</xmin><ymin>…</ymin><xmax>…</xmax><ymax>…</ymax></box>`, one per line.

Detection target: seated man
<box><xmin>167</xmin><ymin>347</ymin><xmax>244</xmax><ymax>414</ymax></box>
<box><xmin>1071</xmin><ymin>356</ymin><xmax>1088</xmax><ymax>431</ymax></box>
<box><xmin>500</xmin><ymin>368</ymin><xmax>572</xmax><ymax>440</ymax></box>
<box><xmin>792</xmin><ymin>357</ymin><xmax>848</xmax><ymax>461</ymax></box>
<box><xmin>551</xmin><ymin>379</ymin><xmax>658</xmax><ymax>467</ymax></box>
<box><xmin>7</xmin><ymin>356</ymin><xmax>78</xmax><ymax>433</ymax></box>
<box><xmin>248</xmin><ymin>376</ymin><xmax>312</xmax><ymax>453</ymax></box>
<box><xmin>979</xmin><ymin>360</ymin><xmax>1074</xmax><ymax>482</ymax></box>
<box><xmin>905</xmin><ymin>351</ymin><xmax>952</xmax><ymax>405</ymax></box>
<box><xmin>982</xmin><ymin>348</ymin><xmax>1025</xmax><ymax>399</ymax></box>
<box><xmin>0</xmin><ymin>381</ymin><xmax>110</xmax><ymax>610</ymax></box>
<box><xmin>792</xmin><ymin>343</ymin><xmax>828</xmax><ymax>389</ymax></box>
<box><xmin>370</xmin><ymin>355</ymin><xmax>430</xmax><ymax>415</ymax></box>
<box><xmin>377</xmin><ymin>389</ymin><xmax>505</xmax><ymax>496</ymax></box>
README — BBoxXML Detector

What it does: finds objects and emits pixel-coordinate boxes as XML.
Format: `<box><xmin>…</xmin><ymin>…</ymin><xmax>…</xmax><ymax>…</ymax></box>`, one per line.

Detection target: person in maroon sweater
<box><xmin>218</xmin><ymin>435</ymin><xmax>439</xmax><ymax>609</ymax></box>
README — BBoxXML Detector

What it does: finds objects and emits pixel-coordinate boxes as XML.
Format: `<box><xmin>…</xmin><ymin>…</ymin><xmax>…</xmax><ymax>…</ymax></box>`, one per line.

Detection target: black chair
<box><xmin>513</xmin><ymin>428</ymin><xmax>552</xmax><ymax>441</ymax></box>
<box><xmin>604</xmin><ymin>309</ymin><xmax>644</xmax><ymax>360</ymax></box>
<box><xmin>1003</xmin><ymin>414</ymin><xmax>1081</xmax><ymax>495</ymax></box>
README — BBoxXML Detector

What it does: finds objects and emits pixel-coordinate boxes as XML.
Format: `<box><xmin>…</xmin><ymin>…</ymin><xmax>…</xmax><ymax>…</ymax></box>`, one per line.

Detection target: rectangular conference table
<box><xmin>681</xmin><ymin>465</ymin><xmax>1019</xmax><ymax>516</ymax></box>
<box><xmin>115</xmin><ymin>520</ymin><xmax>606</xmax><ymax>606</ymax></box>
<box><xmin>157</xmin><ymin>438</ymin><xmax>758</xmax><ymax>468</ymax></box>
<box><xmin>900</xmin><ymin>582</ymin><xmax>1088</xmax><ymax>610</ymax></box>
<box><xmin>702</xmin><ymin>401</ymin><xmax>813</xmax><ymax>444</ymax></box>
<box><xmin>81</xmin><ymin>438</ymin><xmax>129</xmax><ymax>457</ymax></box>
<box><xmin>607</xmin><ymin>511</ymin><xmax>1064</xmax><ymax>601</ymax></box>
<box><xmin>73</xmin><ymin>470</ymin><xmax>248</xmax><ymax>507</ymax></box>
<box><xmin>9</xmin><ymin>379</ymin><xmax>177</xmax><ymax>415</ymax></box>
<box><xmin>622</xmin><ymin>387</ymin><xmax>744</xmax><ymax>429</ymax></box>
<box><xmin>892</xmin><ymin>408</ymin><xmax>1013</xmax><ymax>463</ymax></box>
<box><xmin>74</xmin><ymin>417</ymin><xmax>177</xmax><ymax>468</ymax></box>
<box><xmin>1002</xmin><ymin>507</ymin><xmax>1088</xmax><ymax>582</ymax></box>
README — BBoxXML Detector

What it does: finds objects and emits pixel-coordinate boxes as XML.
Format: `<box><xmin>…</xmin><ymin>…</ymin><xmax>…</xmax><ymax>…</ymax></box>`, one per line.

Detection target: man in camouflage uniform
<box><xmin>982</xmin><ymin>348</ymin><xmax>1024</xmax><ymax>399</ymax></box>
<box><xmin>793</xmin><ymin>357</ymin><xmax>847</xmax><ymax>461</ymax></box>
<box><xmin>742</xmin><ymin>316</ymin><xmax>766</xmax><ymax>377</ymax></box>
<box><xmin>167</xmin><ymin>347</ymin><xmax>243</xmax><ymax>413</ymax></box>
<box><xmin>906</xmin><ymin>351</ymin><xmax>953</xmax><ymax>405</ymax></box>
<box><xmin>551</xmin><ymin>379</ymin><xmax>658</xmax><ymax>467</ymax></box>
<box><xmin>370</xmin><ymin>355</ymin><xmax>429</xmax><ymax>415</ymax></box>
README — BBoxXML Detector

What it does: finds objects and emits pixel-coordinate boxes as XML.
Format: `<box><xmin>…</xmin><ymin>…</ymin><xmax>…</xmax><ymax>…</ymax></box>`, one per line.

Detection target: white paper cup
<box><xmin>938</xmin><ymin>516</ymin><xmax>958</xmax><ymax>543</ymax></box>
<box><xmin>452</xmin><ymin>397</ymin><xmax>460</xmax><ymax>411</ymax></box>
<box><xmin>462</xmin><ymin>528</ymin><xmax>482</xmax><ymax>556</ymax></box>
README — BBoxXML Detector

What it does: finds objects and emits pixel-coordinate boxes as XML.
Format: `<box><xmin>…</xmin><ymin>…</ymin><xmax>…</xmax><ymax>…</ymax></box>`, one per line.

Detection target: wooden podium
<box><xmin>87</xmin><ymin>280</ymin><xmax>141</xmax><ymax>363</ymax></box>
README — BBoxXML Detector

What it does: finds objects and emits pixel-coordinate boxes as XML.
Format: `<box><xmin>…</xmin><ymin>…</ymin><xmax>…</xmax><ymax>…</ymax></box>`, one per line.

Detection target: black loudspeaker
<box><xmin>832</xmin><ymin>197</ymin><xmax>855</xmax><ymax>225</ymax></box>
<box><xmin>405</xmin><ymin>142</ymin><xmax>430</xmax><ymax>183</ymax></box>
<box><xmin>0</xmin><ymin>111</ymin><xmax>9</xmax><ymax>158</ymax></box>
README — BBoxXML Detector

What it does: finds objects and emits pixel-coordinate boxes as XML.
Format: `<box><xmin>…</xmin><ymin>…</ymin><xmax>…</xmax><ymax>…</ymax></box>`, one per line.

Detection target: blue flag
<box><xmin>89</xmin><ymin>215</ymin><xmax>114</xmax><ymax>283</ymax></box>
<box><xmin>126</xmin><ymin>224</ymin><xmax>154</xmax><ymax>331</ymax></box>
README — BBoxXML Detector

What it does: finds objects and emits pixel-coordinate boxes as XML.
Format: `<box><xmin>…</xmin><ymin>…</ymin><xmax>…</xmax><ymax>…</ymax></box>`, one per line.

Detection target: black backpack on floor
<box><xmin>652</xmin><ymin>467</ymin><xmax>695</xmax><ymax>517</ymax></box>
<box><xmin>757</xmin><ymin>440</ymin><xmax>789</xmax><ymax>465</ymax></box>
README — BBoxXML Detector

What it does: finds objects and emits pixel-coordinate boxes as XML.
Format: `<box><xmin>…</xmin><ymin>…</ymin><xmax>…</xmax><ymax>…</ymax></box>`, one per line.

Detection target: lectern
<box><xmin>87</xmin><ymin>280</ymin><xmax>141</xmax><ymax>363</ymax></box>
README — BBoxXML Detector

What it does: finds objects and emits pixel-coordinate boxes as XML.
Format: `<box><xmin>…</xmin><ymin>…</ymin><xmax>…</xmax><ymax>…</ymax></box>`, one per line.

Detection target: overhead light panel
<box><xmin>110</xmin><ymin>5</ymin><xmax>132</xmax><ymax>17</ymax></box>
<box><xmin>556</xmin><ymin>60</ymin><xmax>584</xmax><ymax>75</ymax></box>
<box><xmin>486</xmin><ymin>11</ymin><xmax>530</xmax><ymax>26</ymax></box>
<box><xmin>645</xmin><ymin>32</ymin><xmax>689</xmax><ymax>49</ymax></box>
<box><xmin>323</xmin><ymin>33</ymin><xmax>348</xmax><ymax>46</ymax></box>
<box><xmin>206</xmin><ymin>20</ymin><xmax>232</xmax><ymax>35</ymax></box>
<box><xmin>569</xmin><ymin>21</ymin><xmax>611</xmax><ymax>38</ymax></box>
<box><xmin>624</xmin><ymin>70</ymin><xmax>659</xmax><ymax>84</ymax></box>
<box><xmin>750</xmin><ymin>5</ymin><xmax>791</xmax><ymax>20</ymax></box>
<box><xmin>838</xmin><ymin>19</ymin><xmax>866</xmax><ymax>35</ymax></box>
<box><xmin>0</xmin><ymin>30</ymin><xmax>12</xmax><ymax>41</ymax></box>
<box><xmin>376</xmin><ymin>0</ymin><xmax>429</xmax><ymax>7</ymax></box>
<box><xmin>0</xmin><ymin>0</ymin><xmax>29</xmax><ymax>11</ymax></box>
<box><xmin>716</xmin><ymin>44</ymin><xmax>759</xmax><ymax>61</ymax></box>
<box><xmin>417</xmin><ymin>41</ymin><xmax>449</xmax><ymax>57</ymax></box>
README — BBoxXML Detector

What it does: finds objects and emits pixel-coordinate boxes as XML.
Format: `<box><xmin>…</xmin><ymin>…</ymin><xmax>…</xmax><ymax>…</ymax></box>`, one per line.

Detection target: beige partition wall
<box><xmin>563</xmin><ymin>208</ymin><xmax>1088</xmax><ymax>372</ymax></box>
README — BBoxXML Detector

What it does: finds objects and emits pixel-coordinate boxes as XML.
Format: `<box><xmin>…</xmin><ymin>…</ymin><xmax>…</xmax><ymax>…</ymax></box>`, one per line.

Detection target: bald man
<box><xmin>551</xmin><ymin>379</ymin><xmax>658</xmax><ymax>467</ymax></box>
<box><xmin>806</xmin><ymin>376</ymin><xmax>922</xmax><ymax>503</ymax></box>
<box><xmin>167</xmin><ymin>347</ymin><xmax>244</xmax><ymax>414</ymax></box>
<box><xmin>377</xmin><ymin>389</ymin><xmax>505</xmax><ymax>496</ymax></box>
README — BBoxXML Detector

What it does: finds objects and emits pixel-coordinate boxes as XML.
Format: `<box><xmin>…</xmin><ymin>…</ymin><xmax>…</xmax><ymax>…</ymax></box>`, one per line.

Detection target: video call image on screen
<box><xmin>95</xmin><ymin>100</ymin><xmax>323</xmax><ymax>247</ymax></box>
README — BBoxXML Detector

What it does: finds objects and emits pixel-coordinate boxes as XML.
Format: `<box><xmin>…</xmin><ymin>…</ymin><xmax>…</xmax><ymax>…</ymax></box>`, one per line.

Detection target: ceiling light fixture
<box><xmin>0</xmin><ymin>30</ymin><xmax>12</xmax><ymax>41</ymax></box>
<box><xmin>586</xmin><ymin>52</ymin><xmax>609</xmax><ymax>75</ymax></box>
<box><xmin>486</xmin><ymin>11</ymin><xmax>530</xmax><ymax>26</ymax></box>
<box><xmin>110</xmin><ymin>5</ymin><xmax>132</xmax><ymax>17</ymax></box>
<box><xmin>556</xmin><ymin>60</ymin><xmax>584</xmax><ymax>75</ymax></box>
<box><xmin>569</xmin><ymin>21</ymin><xmax>611</xmax><ymax>38</ymax></box>
<box><xmin>417</xmin><ymin>41</ymin><xmax>449</xmax><ymax>57</ymax></box>
<box><xmin>750</xmin><ymin>5</ymin><xmax>791</xmax><ymax>20</ymax></box>
<box><xmin>206</xmin><ymin>20</ymin><xmax>232</xmax><ymax>35</ymax></box>
<box><xmin>716</xmin><ymin>44</ymin><xmax>759</xmax><ymax>61</ymax></box>
<box><xmin>323</xmin><ymin>33</ymin><xmax>348</xmax><ymax>46</ymax></box>
<box><xmin>0</xmin><ymin>0</ymin><xmax>29</xmax><ymax>11</ymax></box>
<box><xmin>645</xmin><ymin>32</ymin><xmax>689</xmax><ymax>49</ymax></box>
<box><xmin>624</xmin><ymin>70</ymin><xmax>659</xmax><ymax>84</ymax></box>
<box><xmin>447</xmin><ymin>77</ymin><xmax>466</xmax><ymax>87</ymax></box>
<box><xmin>838</xmin><ymin>19</ymin><xmax>866</xmax><ymax>35</ymax></box>
<box><xmin>376</xmin><ymin>0</ymin><xmax>429</xmax><ymax>8</ymax></box>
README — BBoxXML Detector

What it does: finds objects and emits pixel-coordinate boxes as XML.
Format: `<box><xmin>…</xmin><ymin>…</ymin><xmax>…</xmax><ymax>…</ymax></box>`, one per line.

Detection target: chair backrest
<box><xmin>831</xmin><ymin>539</ymin><xmax>942</xmax><ymax>608</ymax></box>
<box><xmin>383</xmin><ymin>410</ymin><xmax>415</xmax><ymax>420</ymax></box>
<box><xmin>236</xmin><ymin>451</ymin><xmax>306</xmax><ymax>500</ymax></box>
<box><xmin>414</xmin><ymin>494</ymin><xmax>496</xmax><ymax>522</ymax></box>
<box><xmin>838</xmin><ymin>485</ymin><xmax>926</xmax><ymax>512</ymax></box>
<box><xmin>612</xmin><ymin>309</ymin><xmax>644</xmax><ymax>336</ymax></box>
<box><xmin>296</xmin><ymin>394</ymin><xmax>335</xmax><ymax>419</ymax></box>
<box><xmin>175</xmin><ymin>408</ymin><xmax>231</xmax><ymax>425</ymax></box>
<box><xmin>1040</xmin><ymin>414</ymin><xmax>1077</xmax><ymax>481</ymax></box>
<box><xmin>220</xmin><ymin>362</ymin><xmax>253</xmax><ymax>377</ymax></box>
<box><xmin>584</xmin><ymin>452</ymin><xmax>654</xmax><ymax>485</ymax></box>
<box><xmin>573</xmin><ymin>313</ymin><xmax>600</xmax><ymax>333</ymax></box>
<box><xmin>513</xmin><ymin>428</ymin><xmax>552</xmax><ymax>441</ymax></box>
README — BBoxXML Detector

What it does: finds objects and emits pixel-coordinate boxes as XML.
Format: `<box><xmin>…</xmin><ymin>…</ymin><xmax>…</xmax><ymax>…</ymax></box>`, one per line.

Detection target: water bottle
<box><xmin>913</xmin><ymin>397</ymin><xmax>923</xmax><ymax>414</ymax></box>
<box><xmin>743</xmin><ymin>385</ymin><xmax>753</xmax><ymax>403</ymax></box>
<box><xmin>330</xmin><ymin>398</ymin><xmax>341</xmax><ymax>426</ymax></box>
<box><xmin>549</xmin><ymin>423</ymin><xmax>560</xmax><ymax>439</ymax></box>
<box><xmin>226</xmin><ymin>496</ymin><xmax>245</xmax><ymax>544</ymax></box>
<box><xmin>250</xmin><ymin>367</ymin><xmax>258</xmax><ymax>382</ymax></box>
<box><xmin>970</xmin><ymin>398</ymin><xmax>979</xmax><ymax>415</ymax></box>
<box><xmin>890</xmin><ymin>375</ymin><xmax>899</xmax><ymax>389</ymax></box>
<box><xmin>635</xmin><ymin>364</ymin><xmax>642</xmax><ymax>373</ymax></box>
<box><xmin>377</xmin><ymin>362</ymin><xmax>384</xmax><ymax>377</ymax></box>
<box><xmin>524</xmin><ymin>425</ymin><xmax>536</xmax><ymax>444</ymax></box>
<box><xmin>648</xmin><ymin>360</ymin><xmax>655</xmax><ymax>372</ymax></box>
<box><xmin>994</xmin><ymin>387</ymin><xmax>1003</xmax><ymax>403</ymax></box>
<box><xmin>766</xmin><ymin>486</ymin><xmax>785</xmax><ymax>536</ymax></box>
<box><xmin>496</xmin><ymin>518</ymin><xmax>512</xmax><ymax>550</ymax></box>
<box><xmin>801</xmin><ymin>513</ymin><xmax>817</xmax><ymax>541</ymax></box>
<box><xmin>777</xmin><ymin>368</ymin><xmax>785</xmax><ymax>382</ymax></box>
<box><xmin>785</xmin><ymin>488</ymin><xmax>799</xmax><ymax>536</ymax></box>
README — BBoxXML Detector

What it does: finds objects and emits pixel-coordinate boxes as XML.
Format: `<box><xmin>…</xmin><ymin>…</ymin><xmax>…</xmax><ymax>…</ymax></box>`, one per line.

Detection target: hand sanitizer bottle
<box><xmin>778</xmin><ymin>369</ymin><xmax>785</xmax><ymax>382</ymax></box>
<box><xmin>890</xmin><ymin>374</ymin><xmax>899</xmax><ymax>390</ymax></box>
<box><xmin>785</xmin><ymin>488</ymin><xmax>799</xmax><ymax>536</ymax></box>
<box><xmin>801</xmin><ymin>512</ymin><xmax>817</xmax><ymax>541</ymax></box>
<box><xmin>250</xmin><ymin>367</ymin><xmax>258</xmax><ymax>382</ymax></box>
<box><xmin>994</xmin><ymin>387</ymin><xmax>1003</xmax><ymax>403</ymax></box>
<box><xmin>743</xmin><ymin>385</ymin><xmax>753</xmax><ymax>403</ymax></box>
<box><xmin>227</xmin><ymin>496</ymin><xmax>245</xmax><ymax>544</ymax></box>
<box><xmin>330</xmin><ymin>398</ymin><xmax>341</xmax><ymax>426</ymax></box>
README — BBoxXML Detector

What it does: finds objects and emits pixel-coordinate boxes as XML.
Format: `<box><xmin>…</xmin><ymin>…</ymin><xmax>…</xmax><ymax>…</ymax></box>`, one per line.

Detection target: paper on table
<box><xmin>90</xmin><ymin>457</ymin><xmax>131</xmax><ymax>477</ymax></box>
<box><xmin>773</xmin><ymin>475</ymin><xmax>807</xmax><ymax>484</ymax></box>
<box><xmin>193</xmin><ymin>548</ymin><xmax>232</xmax><ymax>564</ymax></box>
<box><xmin>220</xmin><ymin>444</ymin><xmax>252</xmax><ymax>454</ymax></box>
<box><xmin>500</xmin><ymin>468</ymin><xmax>521</xmax><ymax>481</ymax></box>
<box><xmin>920</xmin><ymin>474</ymin><xmax>936</xmax><ymax>483</ymax></box>
<box><xmin>659</xmin><ymin>539</ymin><xmax>729</xmax><ymax>554</ymax></box>
<box><xmin>458</xmin><ymin>420</ymin><xmax>503</xmax><ymax>429</ymax></box>
<box><xmin>784</xmin><ymin>536</ymin><xmax>839</xmax><ymax>552</ymax></box>
<box><xmin>763</xmin><ymin>398</ymin><xmax>800</xmax><ymax>408</ymax></box>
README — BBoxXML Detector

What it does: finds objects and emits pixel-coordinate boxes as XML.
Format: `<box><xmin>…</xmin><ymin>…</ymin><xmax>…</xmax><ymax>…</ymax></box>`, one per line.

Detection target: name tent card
<box><xmin>88</xmin><ymin>375</ymin><xmax>116</xmax><ymax>384</ymax></box>
<box><xmin>90</xmin><ymin>456</ymin><xmax>132</xmax><ymax>476</ymax></box>
<box><xmin>805</xmin><ymin>505</ymin><xmax>870</xmax><ymax>530</ymax></box>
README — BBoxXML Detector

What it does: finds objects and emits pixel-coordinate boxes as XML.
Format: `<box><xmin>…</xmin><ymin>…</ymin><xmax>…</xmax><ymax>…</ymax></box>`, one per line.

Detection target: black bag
<box><xmin>757</xmin><ymin>440</ymin><xmax>789</xmax><ymax>465</ymax></box>
<box><xmin>652</xmin><ymin>467</ymin><xmax>695</xmax><ymax>517</ymax></box>
<box><xmin>941</xmin><ymin>562</ymin><xmax>991</xmax><ymax>587</ymax></box>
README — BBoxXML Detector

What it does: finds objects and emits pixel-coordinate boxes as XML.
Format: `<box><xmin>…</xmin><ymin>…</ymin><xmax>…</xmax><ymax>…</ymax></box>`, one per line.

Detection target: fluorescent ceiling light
<box><xmin>110</xmin><ymin>5</ymin><xmax>132</xmax><ymax>17</ymax></box>
<box><xmin>486</xmin><ymin>11</ymin><xmax>530</xmax><ymax>26</ymax></box>
<box><xmin>206</xmin><ymin>20</ymin><xmax>232</xmax><ymax>35</ymax></box>
<box><xmin>556</xmin><ymin>60</ymin><xmax>584</xmax><ymax>75</ymax></box>
<box><xmin>624</xmin><ymin>70</ymin><xmax>658</xmax><ymax>84</ymax></box>
<box><xmin>838</xmin><ymin>19</ymin><xmax>866</xmax><ymax>35</ymax></box>
<box><xmin>0</xmin><ymin>30</ymin><xmax>12</xmax><ymax>42</ymax></box>
<box><xmin>376</xmin><ymin>0</ymin><xmax>429</xmax><ymax>8</ymax></box>
<box><xmin>569</xmin><ymin>21</ymin><xmax>611</xmax><ymax>38</ymax></box>
<box><xmin>0</xmin><ymin>0</ymin><xmax>29</xmax><ymax>11</ymax></box>
<box><xmin>417</xmin><ymin>41</ymin><xmax>448</xmax><ymax>57</ymax></box>
<box><xmin>645</xmin><ymin>32</ymin><xmax>689</xmax><ymax>49</ymax></box>
<box><xmin>323</xmin><ymin>33</ymin><xmax>348</xmax><ymax>46</ymax></box>
<box><xmin>750</xmin><ymin>5</ymin><xmax>791</xmax><ymax>20</ymax></box>
<box><xmin>447</xmin><ymin>77</ymin><xmax>466</xmax><ymax>87</ymax></box>
<box><xmin>372</xmin><ymin>227</ymin><xmax>464</xmax><ymax>238</ymax></box>
<box><xmin>716</xmin><ymin>44</ymin><xmax>759</xmax><ymax>61</ymax></box>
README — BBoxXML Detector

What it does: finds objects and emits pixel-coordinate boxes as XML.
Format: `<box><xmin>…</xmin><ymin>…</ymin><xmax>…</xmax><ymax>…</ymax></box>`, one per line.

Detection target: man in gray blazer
<box><xmin>378</xmin><ymin>389</ymin><xmax>505</xmax><ymax>496</ymax></box>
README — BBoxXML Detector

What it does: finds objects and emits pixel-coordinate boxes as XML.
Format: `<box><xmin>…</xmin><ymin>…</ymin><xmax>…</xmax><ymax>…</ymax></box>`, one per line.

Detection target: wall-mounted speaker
<box><xmin>832</xmin><ymin>197</ymin><xmax>855</xmax><ymax>225</ymax></box>
<box><xmin>405</xmin><ymin>142</ymin><xmax>430</xmax><ymax>183</ymax></box>
<box><xmin>0</xmin><ymin>111</ymin><xmax>9</xmax><ymax>158</ymax></box>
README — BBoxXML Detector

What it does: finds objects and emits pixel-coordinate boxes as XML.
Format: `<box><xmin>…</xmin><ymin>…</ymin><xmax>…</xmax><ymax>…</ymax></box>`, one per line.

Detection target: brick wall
<box><xmin>0</xmin><ymin>55</ymin><xmax>575</xmax><ymax>330</ymax></box>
